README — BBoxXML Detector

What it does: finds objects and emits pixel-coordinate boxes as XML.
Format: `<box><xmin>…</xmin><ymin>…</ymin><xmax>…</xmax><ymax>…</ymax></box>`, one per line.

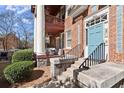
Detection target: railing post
<box><xmin>60</xmin><ymin>44</ymin><xmax>81</xmax><ymax>62</ymax></box>
<box><xmin>79</xmin><ymin>42</ymin><xmax>106</xmax><ymax>69</ymax></box>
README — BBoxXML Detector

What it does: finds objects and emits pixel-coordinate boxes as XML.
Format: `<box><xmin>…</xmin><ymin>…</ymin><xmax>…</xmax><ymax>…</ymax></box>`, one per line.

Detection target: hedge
<box><xmin>12</xmin><ymin>49</ymin><xmax>33</xmax><ymax>63</ymax></box>
<box><xmin>4</xmin><ymin>61</ymin><xmax>34</xmax><ymax>84</ymax></box>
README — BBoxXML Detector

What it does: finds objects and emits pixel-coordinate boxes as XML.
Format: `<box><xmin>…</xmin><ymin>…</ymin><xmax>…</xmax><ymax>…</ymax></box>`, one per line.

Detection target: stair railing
<box><xmin>60</xmin><ymin>44</ymin><xmax>82</xmax><ymax>61</ymax></box>
<box><xmin>79</xmin><ymin>42</ymin><xmax>106</xmax><ymax>69</ymax></box>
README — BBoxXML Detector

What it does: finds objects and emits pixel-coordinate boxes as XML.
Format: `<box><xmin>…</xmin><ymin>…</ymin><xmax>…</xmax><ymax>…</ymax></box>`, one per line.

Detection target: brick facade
<box><xmin>0</xmin><ymin>34</ymin><xmax>19</xmax><ymax>50</ymax></box>
<box><xmin>109</xmin><ymin>6</ymin><xmax>124</xmax><ymax>63</ymax></box>
<box><xmin>64</xmin><ymin>16</ymin><xmax>84</xmax><ymax>56</ymax></box>
<box><xmin>64</xmin><ymin>5</ymin><xmax>124</xmax><ymax>63</ymax></box>
<box><xmin>64</xmin><ymin>6</ymin><xmax>93</xmax><ymax>56</ymax></box>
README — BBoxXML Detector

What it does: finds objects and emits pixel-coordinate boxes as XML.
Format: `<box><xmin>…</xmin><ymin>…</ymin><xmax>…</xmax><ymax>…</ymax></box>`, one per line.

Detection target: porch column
<box><xmin>33</xmin><ymin>7</ymin><xmax>37</xmax><ymax>53</ymax></box>
<box><xmin>36</xmin><ymin>5</ymin><xmax>46</xmax><ymax>56</ymax></box>
<box><xmin>65</xmin><ymin>5</ymin><xmax>68</xmax><ymax>18</ymax></box>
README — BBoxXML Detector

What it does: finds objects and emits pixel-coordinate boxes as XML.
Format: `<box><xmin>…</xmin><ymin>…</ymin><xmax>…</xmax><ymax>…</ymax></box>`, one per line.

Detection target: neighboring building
<box><xmin>0</xmin><ymin>33</ymin><xmax>20</xmax><ymax>51</ymax></box>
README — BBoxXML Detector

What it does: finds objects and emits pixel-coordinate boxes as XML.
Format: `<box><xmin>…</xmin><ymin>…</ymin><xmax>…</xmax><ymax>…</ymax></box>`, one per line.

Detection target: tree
<box><xmin>16</xmin><ymin>16</ymin><xmax>33</xmax><ymax>49</ymax></box>
<box><xmin>0</xmin><ymin>6</ymin><xmax>34</xmax><ymax>51</ymax></box>
<box><xmin>0</xmin><ymin>11</ymin><xmax>17</xmax><ymax>51</ymax></box>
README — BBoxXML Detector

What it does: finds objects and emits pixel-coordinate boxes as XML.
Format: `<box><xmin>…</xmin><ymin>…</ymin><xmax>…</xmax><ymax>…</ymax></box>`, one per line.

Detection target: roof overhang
<box><xmin>69</xmin><ymin>5</ymin><xmax>88</xmax><ymax>18</ymax></box>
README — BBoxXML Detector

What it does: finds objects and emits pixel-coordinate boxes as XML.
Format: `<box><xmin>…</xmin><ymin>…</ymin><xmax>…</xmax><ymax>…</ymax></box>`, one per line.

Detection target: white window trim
<box><xmin>66</xmin><ymin>30</ymin><xmax>72</xmax><ymax>49</ymax></box>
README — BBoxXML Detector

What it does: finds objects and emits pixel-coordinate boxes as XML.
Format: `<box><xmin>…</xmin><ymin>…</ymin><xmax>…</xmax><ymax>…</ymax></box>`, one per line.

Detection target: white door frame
<box><xmin>83</xmin><ymin>7</ymin><xmax>109</xmax><ymax>61</ymax></box>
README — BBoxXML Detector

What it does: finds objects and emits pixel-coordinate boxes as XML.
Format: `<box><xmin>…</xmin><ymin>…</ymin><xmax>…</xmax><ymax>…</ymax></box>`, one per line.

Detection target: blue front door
<box><xmin>88</xmin><ymin>23</ymin><xmax>104</xmax><ymax>55</ymax></box>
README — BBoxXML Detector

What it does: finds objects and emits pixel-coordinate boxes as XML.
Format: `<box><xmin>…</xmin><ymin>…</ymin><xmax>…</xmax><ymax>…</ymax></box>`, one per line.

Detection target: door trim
<box><xmin>84</xmin><ymin>7</ymin><xmax>109</xmax><ymax>59</ymax></box>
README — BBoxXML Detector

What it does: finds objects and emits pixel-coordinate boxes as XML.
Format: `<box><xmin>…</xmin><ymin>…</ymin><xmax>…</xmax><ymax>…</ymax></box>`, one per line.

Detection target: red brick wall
<box><xmin>0</xmin><ymin>34</ymin><xmax>19</xmax><ymax>50</ymax></box>
<box><xmin>64</xmin><ymin>14</ymin><xmax>84</xmax><ymax>56</ymax></box>
<box><xmin>64</xmin><ymin>6</ymin><xmax>95</xmax><ymax>55</ymax></box>
<box><xmin>64</xmin><ymin>16</ymin><xmax>73</xmax><ymax>30</ymax></box>
<box><xmin>64</xmin><ymin>5</ymin><xmax>124</xmax><ymax>63</ymax></box>
<box><xmin>109</xmin><ymin>5</ymin><xmax>124</xmax><ymax>63</ymax></box>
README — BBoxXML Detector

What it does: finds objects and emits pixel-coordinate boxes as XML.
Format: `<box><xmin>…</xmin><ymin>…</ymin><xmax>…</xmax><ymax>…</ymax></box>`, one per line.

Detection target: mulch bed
<box><xmin>16</xmin><ymin>66</ymin><xmax>51</xmax><ymax>88</ymax></box>
<box><xmin>0</xmin><ymin>66</ymin><xmax>51</xmax><ymax>88</ymax></box>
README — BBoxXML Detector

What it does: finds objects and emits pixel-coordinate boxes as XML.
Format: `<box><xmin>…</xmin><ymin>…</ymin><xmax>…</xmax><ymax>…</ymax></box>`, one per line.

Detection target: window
<box><xmin>77</xmin><ymin>24</ymin><xmax>80</xmax><ymax>44</ymax></box>
<box><xmin>86</xmin><ymin>13</ymin><xmax>107</xmax><ymax>28</ymax></box>
<box><xmin>91</xmin><ymin>19</ymin><xmax>95</xmax><ymax>26</ymax></box>
<box><xmin>101</xmin><ymin>14</ymin><xmax>107</xmax><ymax>22</ymax></box>
<box><xmin>66</xmin><ymin>31</ymin><xmax>72</xmax><ymax>48</ymax></box>
<box><xmin>96</xmin><ymin>17</ymin><xmax>100</xmax><ymax>24</ymax></box>
<box><xmin>91</xmin><ymin>5</ymin><xmax>97</xmax><ymax>13</ymax></box>
<box><xmin>116</xmin><ymin>5</ymin><xmax>123</xmax><ymax>53</ymax></box>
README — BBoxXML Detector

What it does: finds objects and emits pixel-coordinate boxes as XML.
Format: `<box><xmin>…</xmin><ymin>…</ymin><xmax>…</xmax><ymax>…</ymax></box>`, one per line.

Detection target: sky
<box><xmin>0</xmin><ymin>5</ymin><xmax>34</xmax><ymax>40</ymax></box>
<box><xmin>0</xmin><ymin>5</ymin><xmax>33</xmax><ymax>23</ymax></box>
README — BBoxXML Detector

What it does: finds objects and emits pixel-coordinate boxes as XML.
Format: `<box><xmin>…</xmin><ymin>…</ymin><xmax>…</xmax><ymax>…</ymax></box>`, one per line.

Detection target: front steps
<box><xmin>57</xmin><ymin>58</ymin><xmax>84</xmax><ymax>83</ymax></box>
<box><xmin>57</xmin><ymin>58</ymin><xmax>124</xmax><ymax>88</ymax></box>
<box><xmin>76</xmin><ymin>62</ymin><xmax>124</xmax><ymax>88</ymax></box>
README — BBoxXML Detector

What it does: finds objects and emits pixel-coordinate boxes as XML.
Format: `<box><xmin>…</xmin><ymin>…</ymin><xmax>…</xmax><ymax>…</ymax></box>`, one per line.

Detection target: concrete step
<box><xmin>76</xmin><ymin>62</ymin><xmax>124</xmax><ymax>88</ymax></box>
<box><xmin>57</xmin><ymin>74</ymin><xmax>66</xmax><ymax>82</ymax></box>
<box><xmin>78</xmin><ymin>58</ymin><xmax>85</xmax><ymax>62</ymax></box>
<box><xmin>66</xmin><ymin>67</ymin><xmax>76</xmax><ymax>74</ymax></box>
<box><xmin>71</xmin><ymin>63</ymin><xmax>81</xmax><ymax>68</ymax></box>
<box><xmin>74</xmin><ymin>61</ymin><xmax>82</xmax><ymax>65</ymax></box>
<box><xmin>57</xmin><ymin>74</ymin><xmax>71</xmax><ymax>83</ymax></box>
<box><xmin>57</xmin><ymin>68</ymin><xmax>75</xmax><ymax>82</ymax></box>
<box><xmin>57</xmin><ymin>58</ymin><xmax>85</xmax><ymax>83</ymax></box>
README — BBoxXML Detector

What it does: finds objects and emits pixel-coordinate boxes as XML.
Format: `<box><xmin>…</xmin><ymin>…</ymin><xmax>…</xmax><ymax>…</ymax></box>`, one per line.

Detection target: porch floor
<box><xmin>76</xmin><ymin>62</ymin><xmax>124</xmax><ymax>88</ymax></box>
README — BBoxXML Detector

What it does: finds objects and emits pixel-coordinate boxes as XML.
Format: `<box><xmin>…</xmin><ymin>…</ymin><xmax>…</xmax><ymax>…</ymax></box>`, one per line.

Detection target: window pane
<box><xmin>67</xmin><ymin>31</ymin><xmax>71</xmax><ymax>38</ymax></box>
<box><xmin>67</xmin><ymin>40</ymin><xmax>71</xmax><ymax>47</ymax></box>
<box><xmin>101</xmin><ymin>14</ymin><xmax>107</xmax><ymax>21</ymax></box>
<box><xmin>66</xmin><ymin>31</ymin><xmax>71</xmax><ymax>47</ymax></box>
<box><xmin>91</xmin><ymin>19</ymin><xmax>94</xmax><ymax>26</ymax></box>
<box><xmin>96</xmin><ymin>17</ymin><xmax>100</xmax><ymax>24</ymax></box>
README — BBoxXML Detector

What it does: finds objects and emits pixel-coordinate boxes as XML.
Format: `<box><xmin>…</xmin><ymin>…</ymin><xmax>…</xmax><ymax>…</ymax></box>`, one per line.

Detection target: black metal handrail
<box><xmin>60</xmin><ymin>44</ymin><xmax>82</xmax><ymax>61</ymax></box>
<box><xmin>79</xmin><ymin>42</ymin><xmax>106</xmax><ymax>69</ymax></box>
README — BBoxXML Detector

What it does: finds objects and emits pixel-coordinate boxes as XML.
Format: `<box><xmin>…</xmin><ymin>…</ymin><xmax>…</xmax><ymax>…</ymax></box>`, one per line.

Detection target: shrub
<box><xmin>4</xmin><ymin>61</ymin><xmax>34</xmax><ymax>84</ymax></box>
<box><xmin>12</xmin><ymin>49</ymin><xmax>33</xmax><ymax>63</ymax></box>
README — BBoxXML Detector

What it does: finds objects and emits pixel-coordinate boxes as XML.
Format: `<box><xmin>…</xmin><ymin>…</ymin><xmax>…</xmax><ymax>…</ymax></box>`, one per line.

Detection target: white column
<box><xmin>33</xmin><ymin>8</ymin><xmax>37</xmax><ymax>53</ymax></box>
<box><xmin>36</xmin><ymin>5</ymin><xmax>46</xmax><ymax>55</ymax></box>
<box><xmin>65</xmin><ymin>5</ymin><xmax>68</xmax><ymax>19</ymax></box>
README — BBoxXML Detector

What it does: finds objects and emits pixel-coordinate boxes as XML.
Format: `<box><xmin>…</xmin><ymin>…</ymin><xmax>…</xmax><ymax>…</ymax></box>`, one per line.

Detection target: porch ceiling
<box><xmin>45</xmin><ymin>5</ymin><xmax>62</xmax><ymax>16</ymax></box>
<box><xmin>31</xmin><ymin>5</ymin><xmax>62</xmax><ymax>16</ymax></box>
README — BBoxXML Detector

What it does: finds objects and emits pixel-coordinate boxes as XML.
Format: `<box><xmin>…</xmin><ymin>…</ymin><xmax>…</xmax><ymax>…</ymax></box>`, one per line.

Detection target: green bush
<box><xmin>12</xmin><ymin>49</ymin><xmax>33</xmax><ymax>63</ymax></box>
<box><xmin>4</xmin><ymin>61</ymin><xmax>34</xmax><ymax>84</ymax></box>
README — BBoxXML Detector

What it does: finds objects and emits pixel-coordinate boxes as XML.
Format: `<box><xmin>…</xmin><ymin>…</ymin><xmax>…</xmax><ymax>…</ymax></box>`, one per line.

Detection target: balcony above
<box><xmin>31</xmin><ymin>5</ymin><xmax>65</xmax><ymax>35</ymax></box>
<box><xmin>45</xmin><ymin>14</ymin><xmax>64</xmax><ymax>35</ymax></box>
